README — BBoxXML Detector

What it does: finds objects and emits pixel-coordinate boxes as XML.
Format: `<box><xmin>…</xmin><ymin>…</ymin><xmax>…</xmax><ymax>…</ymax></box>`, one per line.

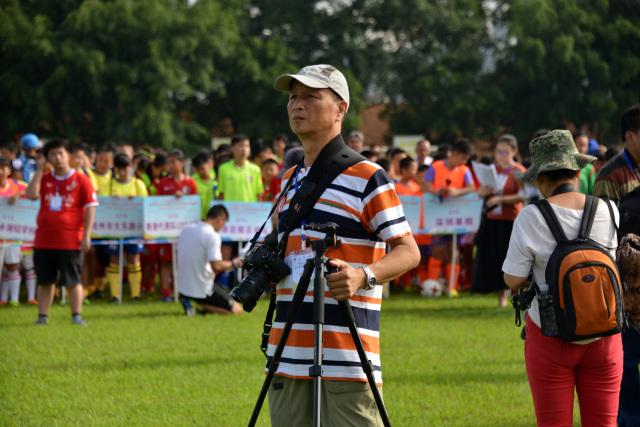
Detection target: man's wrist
<box><xmin>360</xmin><ymin>265</ymin><xmax>377</xmax><ymax>290</ymax></box>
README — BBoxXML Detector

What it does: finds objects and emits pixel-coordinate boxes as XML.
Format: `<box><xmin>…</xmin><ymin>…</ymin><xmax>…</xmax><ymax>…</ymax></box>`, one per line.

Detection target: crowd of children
<box><xmin>0</xmin><ymin>129</ymin><xmax>617</xmax><ymax>305</ymax></box>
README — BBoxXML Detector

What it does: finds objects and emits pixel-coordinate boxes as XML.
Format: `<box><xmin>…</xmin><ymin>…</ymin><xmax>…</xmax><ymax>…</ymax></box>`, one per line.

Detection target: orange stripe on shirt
<box><xmin>268</xmin><ymin>327</ymin><xmax>380</xmax><ymax>354</ymax></box>
<box><xmin>341</xmin><ymin>161</ymin><xmax>379</xmax><ymax>180</ymax></box>
<box><xmin>362</xmin><ymin>189</ymin><xmax>402</xmax><ymax>226</ymax></box>
<box><xmin>276</xmin><ymin>288</ymin><xmax>382</xmax><ymax>305</ymax></box>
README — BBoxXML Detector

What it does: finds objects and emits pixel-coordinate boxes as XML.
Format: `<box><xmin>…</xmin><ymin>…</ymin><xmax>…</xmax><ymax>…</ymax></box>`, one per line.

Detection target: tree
<box><xmin>492</xmin><ymin>0</ymin><xmax>640</xmax><ymax>146</ymax></box>
<box><xmin>0</xmin><ymin>0</ymin><xmax>242</xmax><ymax>148</ymax></box>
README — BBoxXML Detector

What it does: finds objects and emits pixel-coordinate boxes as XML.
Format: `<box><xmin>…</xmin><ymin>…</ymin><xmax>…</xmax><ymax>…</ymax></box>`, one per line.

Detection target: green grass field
<box><xmin>1</xmin><ymin>294</ymin><xmax>558</xmax><ymax>426</ymax></box>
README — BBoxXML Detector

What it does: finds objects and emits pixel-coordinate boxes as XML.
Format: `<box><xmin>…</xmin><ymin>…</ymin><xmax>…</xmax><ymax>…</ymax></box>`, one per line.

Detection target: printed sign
<box><xmin>398</xmin><ymin>196</ymin><xmax>422</xmax><ymax>234</ymax></box>
<box><xmin>92</xmin><ymin>197</ymin><xmax>144</xmax><ymax>238</ymax></box>
<box><xmin>421</xmin><ymin>193</ymin><xmax>484</xmax><ymax>235</ymax></box>
<box><xmin>218</xmin><ymin>201</ymin><xmax>273</xmax><ymax>242</ymax></box>
<box><xmin>0</xmin><ymin>199</ymin><xmax>39</xmax><ymax>241</ymax></box>
<box><xmin>143</xmin><ymin>195</ymin><xmax>201</xmax><ymax>239</ymax></box>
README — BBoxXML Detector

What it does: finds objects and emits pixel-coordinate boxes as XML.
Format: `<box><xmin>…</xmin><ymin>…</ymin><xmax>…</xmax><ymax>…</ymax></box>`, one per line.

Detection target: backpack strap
<box><xmin>535</xmin><ymin>199</ymin><xmax>568</xmax><ymax>243</ymax></box>
<box><xmin>601</xmin><ymin>196</ymin><xmax>620</xmax><ymax>240</ymax></box>
<box><xmin>578</xmin><ymin>195</ymin><xmax>599</xmax><ymax>240</ymax></box>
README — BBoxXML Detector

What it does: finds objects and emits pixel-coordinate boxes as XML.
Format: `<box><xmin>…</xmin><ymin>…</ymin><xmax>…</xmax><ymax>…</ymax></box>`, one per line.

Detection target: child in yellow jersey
<box><xmin>105</xmin><ymin>153</ymin><xmax>148</xmax><ymax>301</ymax></box>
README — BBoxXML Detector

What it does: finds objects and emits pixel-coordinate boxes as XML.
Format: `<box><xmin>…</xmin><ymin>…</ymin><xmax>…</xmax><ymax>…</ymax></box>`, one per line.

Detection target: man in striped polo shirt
<box><xmin>268</xmin><ymin>64</ymin><xmax>420</xmax><ymax>426</ymax></box>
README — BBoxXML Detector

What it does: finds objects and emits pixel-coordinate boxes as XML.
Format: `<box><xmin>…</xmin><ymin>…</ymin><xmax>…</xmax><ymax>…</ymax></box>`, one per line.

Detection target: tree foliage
<box><xmin>1</xmin><ymin>0</ymin><xmax>638</xmax><ymax>150</ymax></box>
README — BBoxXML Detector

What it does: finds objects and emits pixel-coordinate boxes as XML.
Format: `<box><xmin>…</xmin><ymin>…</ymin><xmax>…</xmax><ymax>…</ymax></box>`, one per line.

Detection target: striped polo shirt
<box><xmin>268</xmin><ymin>159</ymin><xmax>412</xmax><ymax>384</ymax></box>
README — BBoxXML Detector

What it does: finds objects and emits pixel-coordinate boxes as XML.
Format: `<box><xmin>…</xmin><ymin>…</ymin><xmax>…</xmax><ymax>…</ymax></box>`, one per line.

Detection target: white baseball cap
<box><xmin>274</xmin><ymin>64</ymin><xmax>350</xmax><ymax>105</ymax></box>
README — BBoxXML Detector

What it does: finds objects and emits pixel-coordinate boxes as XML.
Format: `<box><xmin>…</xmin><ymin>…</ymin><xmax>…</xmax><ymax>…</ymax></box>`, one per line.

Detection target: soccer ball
<box><xmin>420</xmin><ymin>279</ymin><xmax>443</xmax><ymax>298</ymax></box>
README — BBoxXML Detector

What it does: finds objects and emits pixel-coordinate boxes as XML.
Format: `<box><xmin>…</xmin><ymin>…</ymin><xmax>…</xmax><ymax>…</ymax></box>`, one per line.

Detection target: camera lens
<box><xmin>229</xmin><ymin>269</ymin><xmax>270</xmax><ymax>312</ymax></box>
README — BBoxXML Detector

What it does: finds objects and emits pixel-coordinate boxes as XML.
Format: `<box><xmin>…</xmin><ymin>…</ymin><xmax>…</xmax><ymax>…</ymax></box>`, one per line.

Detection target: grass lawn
<box><xmin>1</xmin><ymin>293</ymin><xmax>568</xmax><ymax>426</ymax></box>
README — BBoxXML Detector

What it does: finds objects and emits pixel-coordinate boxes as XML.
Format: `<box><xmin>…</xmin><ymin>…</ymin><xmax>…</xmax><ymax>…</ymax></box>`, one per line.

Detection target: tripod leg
<box><xmin>338</xmin><ymin>300</ymin><xmax>392</xmax><ymax>427</ymax></box>
<box><xmin>248</xmin><ymin>260</ymin><xmax>315</xmax><ymax>427</ymax></box>
<box><xmin>311</xmin><ymin>256</ymin><xmax>326</xmax><ymax>427</ymax></box>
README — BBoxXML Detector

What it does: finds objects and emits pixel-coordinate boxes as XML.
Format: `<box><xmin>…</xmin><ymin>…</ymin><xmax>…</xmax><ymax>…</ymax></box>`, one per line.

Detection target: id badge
<box><xmin>49</xmin><ymin>195</ymin><xmax>63</xmax><ymax>212</ymax></box>
<box><xmin>291</xmin><ymin>250</ymin><xmax>314</xmax><ymax>284</ymax></box>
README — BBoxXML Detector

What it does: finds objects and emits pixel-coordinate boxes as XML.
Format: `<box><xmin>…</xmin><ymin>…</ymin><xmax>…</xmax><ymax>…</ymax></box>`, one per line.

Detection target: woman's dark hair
<box><xmin>451</xmin><ymin>138</ymin><xmax>472</xmax><ymax>156</ymax></box>
<box><xmin>399</xmin><ymin>156</ymin><xmax>416</xmax><ymax>170</ymax></box>
<box><xmin>537</xmin><ymin>168</ymin><xmax>580</xmax><ymax>183</ymax></box>
<box><xmin>152</xmin><ymin>153</ymin><xmax>168</xmax><ymax>168</ymax></box>
<box><xmin>376</xmin><ymin>158</ymin><xmax>390</xmax><ymax>173</ymax></box>
<box><xmin>42</xmin><ymin>139</ymin><xmax>69</xmax><ymax>159</ymax></box>
<box><xmin>136</xmin><ymin>156</ymin><xmax>150</xmax><ymax>172</ymax></box>
<box><xmin>113</xmin><ymin>153</ymin><xmax>131</xmax><ymax>168</ymax></box>
<box><xmin>387</xmin><ymin>147</ymin><xmax>406</xmax><ymax>160</ymax></box>
<box><xmin>192</xmin><ymin>151</ymin><xmax>212</xmax><ymax>168</ymax></box>
<box><xmin>0</xmin><ymin>157</ymin><xmax>11</xmax><ymax>169</ymax></box>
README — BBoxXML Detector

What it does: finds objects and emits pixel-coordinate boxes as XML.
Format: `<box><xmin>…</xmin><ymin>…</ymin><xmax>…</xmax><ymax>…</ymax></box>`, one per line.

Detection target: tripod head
<box><xmin>303</xmin><ymin>222</ymin><xmax>341</xmax><ymax>252</ymax></box>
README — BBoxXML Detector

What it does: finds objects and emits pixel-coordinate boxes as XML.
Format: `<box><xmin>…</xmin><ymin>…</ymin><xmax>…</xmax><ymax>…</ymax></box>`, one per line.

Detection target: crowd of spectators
<box><xmin>0</xmin><ymin>116</ymin><xmax>633</xmax><ymax>308</ymax></box>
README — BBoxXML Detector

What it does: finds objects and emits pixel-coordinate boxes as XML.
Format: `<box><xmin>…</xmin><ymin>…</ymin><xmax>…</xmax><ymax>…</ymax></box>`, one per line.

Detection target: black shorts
<box><xmin>34</xmin><ymin>249</ymin><xmax>83</xmax><ymax>287</ymax></box>
<box><xmin>180</xmin><ymin>284</ymin><xmax>235</xmax><ymax>312</ymax></box>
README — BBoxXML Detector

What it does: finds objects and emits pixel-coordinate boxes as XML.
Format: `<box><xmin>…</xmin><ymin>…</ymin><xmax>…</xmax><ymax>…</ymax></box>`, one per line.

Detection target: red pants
<box><xmin>524</xmin><ymin>318</ymin><xmax>623</xmax><ymax>427</ymax></box>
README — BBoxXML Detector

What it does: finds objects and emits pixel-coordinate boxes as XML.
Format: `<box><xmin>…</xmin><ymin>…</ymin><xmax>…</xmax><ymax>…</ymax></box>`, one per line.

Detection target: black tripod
<box><xmin>248</xmin><ymin>223</ymin><xmax>391</xmax><ymax>427</ymax></box>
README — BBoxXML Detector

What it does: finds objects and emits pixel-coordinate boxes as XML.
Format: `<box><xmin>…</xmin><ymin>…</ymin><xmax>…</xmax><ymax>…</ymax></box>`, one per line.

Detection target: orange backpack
<box><xmin>535</xmin><ymin>195</ymin><xmax>624</xmax><ymax>341</ymax></box>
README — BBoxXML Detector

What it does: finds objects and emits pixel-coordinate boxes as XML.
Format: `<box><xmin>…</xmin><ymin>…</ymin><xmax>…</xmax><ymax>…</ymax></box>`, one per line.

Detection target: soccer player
<box><xmin>156</xmin><ymin>149</ymin><xmax>197</xmax><ymax>302</ymax></box>
<box><xmin>216</xmin><ymin>135</ymin><xmax>263</xmax><ymax>202</ymax></box>
<box><xmin>191</xmin><ymin>151</ymin><xmax>217</xmax><ymax>220</ymax></box>
<box><xmin>93</xmin><ymin>145</ymin><xmax>114</xmax><ymax>196</ymax></box>
<box><xmin>422</xmin><ymin>139</ymin><xmax>475</xmax><ymax>296</ymax></box>
<box><xmin>0</xmin><ymin>158</ymin><xmax>27</xmax><ymax>306</ymax></box>
<box><xmin>104</xmin><ymin>153</ymin><xmax>148</xmax><ymax>301</ymax></box>
<box><xmin>25</xmin><ymin>139</ymin><xmax>98</xmax><ymax>326</ymax></box>
<box><xmin>260</xmin><ymin>158</ymin><xmax>281</xmax><ymax>202</ymax></box>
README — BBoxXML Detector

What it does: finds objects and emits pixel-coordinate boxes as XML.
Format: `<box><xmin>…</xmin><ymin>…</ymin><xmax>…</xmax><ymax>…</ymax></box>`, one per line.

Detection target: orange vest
<box><xmin>430</xmin><ymin>160</ymin><xmax>470</xmax><ymax>191</ymax></box>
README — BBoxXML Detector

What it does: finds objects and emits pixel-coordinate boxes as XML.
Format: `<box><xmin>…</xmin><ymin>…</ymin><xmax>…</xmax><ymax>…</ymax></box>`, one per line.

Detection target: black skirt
<box><xmin>472</xmin><ymin>218</ymin><xmax>515</xmax><ymax>293</ymax></box>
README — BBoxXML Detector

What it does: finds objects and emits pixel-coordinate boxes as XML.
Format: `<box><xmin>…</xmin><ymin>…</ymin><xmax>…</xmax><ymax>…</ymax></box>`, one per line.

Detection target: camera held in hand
<box><xmin>229</xmin><ymin>233</ymin><xmax>290</xmax><ymax>313</ymax></box>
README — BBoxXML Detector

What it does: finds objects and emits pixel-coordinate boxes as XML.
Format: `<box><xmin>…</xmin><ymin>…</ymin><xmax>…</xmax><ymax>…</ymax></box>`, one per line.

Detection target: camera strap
<box><xmin>260</xmin><ymin>134</ymin><xmax>366</xmax><ymax>357</ymax></box>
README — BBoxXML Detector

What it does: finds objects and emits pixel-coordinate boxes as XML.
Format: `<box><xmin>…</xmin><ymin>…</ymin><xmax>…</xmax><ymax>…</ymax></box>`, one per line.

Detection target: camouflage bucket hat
<box><xmin>522</xmin><ymin>129</ymin><xmax>596</xmax><ymax>182</ymax></box>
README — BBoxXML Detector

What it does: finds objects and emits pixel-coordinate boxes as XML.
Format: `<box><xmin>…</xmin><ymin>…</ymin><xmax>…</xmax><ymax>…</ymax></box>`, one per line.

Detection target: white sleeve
<box><xmin>502</xmin><ymin>207</ymin><xmax>536</xmax><ymax>277</ymax></box>
<box><xmin>207</xmin><ymin>231</ymin><xmax>223</xmax><ymax>262</ymax></box>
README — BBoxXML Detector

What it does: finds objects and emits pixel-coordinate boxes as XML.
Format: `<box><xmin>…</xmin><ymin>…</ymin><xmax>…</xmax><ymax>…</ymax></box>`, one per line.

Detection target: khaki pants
<box><xmin>268</xmin><ymin>376</ymin><xmax>384</xmax><ymax>427</ymax></box>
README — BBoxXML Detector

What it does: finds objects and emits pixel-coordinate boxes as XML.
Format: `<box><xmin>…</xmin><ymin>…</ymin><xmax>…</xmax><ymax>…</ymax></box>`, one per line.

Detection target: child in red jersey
<box><xmin>155</xmin><ymin>149</ymin><xmax>197</xmax><ymax>302</ymax></box>
<box><xmin>25</xmin><ymin>140</ymin><xmax>98</xmax><ymax>326</ymax></box>
<box><xmin>260</xmin><ymin>158</ymin><xmax>281</xmax><ymax>202</ymax></box>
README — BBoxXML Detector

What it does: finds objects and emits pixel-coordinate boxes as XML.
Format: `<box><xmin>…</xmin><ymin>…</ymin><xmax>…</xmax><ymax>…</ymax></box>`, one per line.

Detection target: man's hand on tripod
<box><xmin>325</xmin><ymin>259</ymin><xmax>366</xmax><ymax>301</ymax></box>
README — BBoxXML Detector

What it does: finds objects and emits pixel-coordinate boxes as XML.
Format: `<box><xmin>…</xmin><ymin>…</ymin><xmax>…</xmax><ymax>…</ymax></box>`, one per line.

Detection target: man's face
<box><xmin>287</xmin><ymin>82</ymin><xmax>347</xmax><ymax>138</ymax></box>
<box><xmin>48</xmin><ymin>147</ymin><xmax>70</xmax><ymax>170</ymax></box>
<box><xmin>448</xmin><ymin>151</ymin><xmax>469</xmax><ymax>167</ymax></box>
<box><xmin>195</xmin><ymin>162</ymin><xmax>211</xmax><ymax>180</ymax></box>
<box><xmin>169</xmin><ymin>157</ymin><xmax>184</xmax><ymax>175</ymax></box>
<box><xmin>95</xmin><ymin>152</ymin><xmax>113</xmax><ymax>174</ymax></box>
<box><xmin>212</xmin><ymin>214</ymin><xmax>227</xmax><ymax>232</ymax></box>
<box><xmin>574</xmin><ymin>136</ymin><xmax>589</xmax><ymax>154</ymax></box>
<box><xmin>416</xmin><ymin>140</ymin><xmax>431</xmax><ymax>159</ymax></box>
<box><xmin>232</xmin><ymin>140</ymin><xmax>251</xmax><ymax>161</ymax></box>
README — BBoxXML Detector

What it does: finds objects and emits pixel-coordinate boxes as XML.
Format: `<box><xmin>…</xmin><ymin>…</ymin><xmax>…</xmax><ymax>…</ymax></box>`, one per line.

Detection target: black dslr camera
<box><xmin>229</xmin><ymin>233</ymin><xmax>290</xmax><ymax>313</ymax></box>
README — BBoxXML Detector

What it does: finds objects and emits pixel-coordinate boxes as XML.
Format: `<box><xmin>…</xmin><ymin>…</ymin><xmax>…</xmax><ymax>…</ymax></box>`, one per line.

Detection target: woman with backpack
<box><xmin>502</xmin><ymin>130</ymin><xmax>623</xmax><ymax>427</ymax></box>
